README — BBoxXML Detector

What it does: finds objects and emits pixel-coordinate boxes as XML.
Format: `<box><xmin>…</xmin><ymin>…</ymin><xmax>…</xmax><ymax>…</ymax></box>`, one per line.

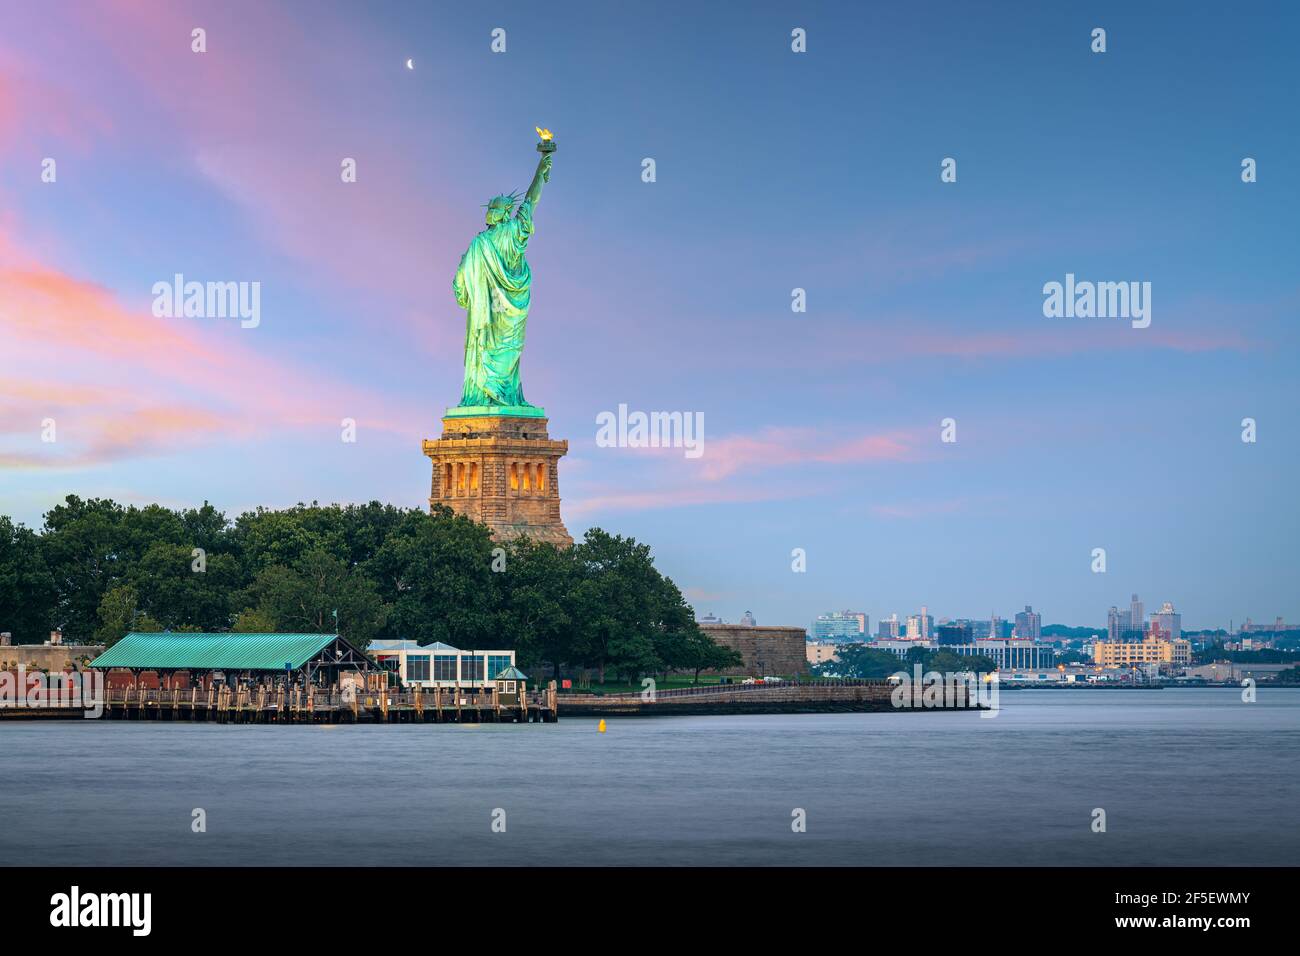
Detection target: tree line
<box><xmin>811</xmin><ymin>643</ymin><xmax>998</xmax><ymax>679</ymax></box>
<box><xmin>0</xmin><ymin>496</ymin><xmax>740</xmax><ymax>682</ymax></box>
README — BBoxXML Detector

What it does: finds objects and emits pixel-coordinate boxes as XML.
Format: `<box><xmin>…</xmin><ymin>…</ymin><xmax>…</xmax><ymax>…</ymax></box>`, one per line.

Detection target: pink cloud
<box><xmin>0</xmin><ymin>393</ymin><xmax>231</xmax><ymax>469</ymax></box>
<box><xmin>0</xmin><ymin>226</ymin><xmax>414</xmax><ymax>469</ymax></box>
<box><xmin>0</xmin><ymin>49</ymin><xmax>114</xmax><ymax>150</ymax></box>
<box><xmin>699</xmin><ymin>426</ymin><xmax>923</xmax><ymax>481</ymax></box>
<box><xmin>567</xmin><ymin>423</ymin><xmax>926</xmax><ymax>518</ymax></box>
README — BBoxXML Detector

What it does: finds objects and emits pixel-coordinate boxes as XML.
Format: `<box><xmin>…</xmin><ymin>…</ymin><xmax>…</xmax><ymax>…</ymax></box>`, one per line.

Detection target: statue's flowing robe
<box><xmin>453</xmin><ymin>200</ymin><xmax>534</xmax><ymax>407</ymax></box>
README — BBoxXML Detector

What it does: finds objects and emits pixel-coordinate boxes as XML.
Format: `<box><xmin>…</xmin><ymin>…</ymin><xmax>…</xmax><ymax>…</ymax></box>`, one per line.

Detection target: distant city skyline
<box><xmin>703</xmin><ymin>593</ymin><xmax>1283</xmax><ymax>634</ymax></box>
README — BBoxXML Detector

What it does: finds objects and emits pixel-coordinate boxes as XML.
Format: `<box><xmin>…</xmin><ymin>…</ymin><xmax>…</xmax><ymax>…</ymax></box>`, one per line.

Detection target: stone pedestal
<box><xmin>422</xmin><ymin>411</ymin><xmax>572</xmax><ymax>547</ymax></box>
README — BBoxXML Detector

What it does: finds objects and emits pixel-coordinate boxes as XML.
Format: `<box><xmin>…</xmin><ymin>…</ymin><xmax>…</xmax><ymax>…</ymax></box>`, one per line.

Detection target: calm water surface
<box><xmin>2</xmin><ymin>689</ymin><xmax>1297</xmax><ymax>865</ymax></box>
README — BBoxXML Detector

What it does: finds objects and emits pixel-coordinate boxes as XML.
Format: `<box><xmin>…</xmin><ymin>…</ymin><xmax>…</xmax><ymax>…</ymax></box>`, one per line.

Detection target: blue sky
<box><xmin>1</xmin><ymin>0</ymin><xmax>1296</xmax><ymax>630</ymax></box>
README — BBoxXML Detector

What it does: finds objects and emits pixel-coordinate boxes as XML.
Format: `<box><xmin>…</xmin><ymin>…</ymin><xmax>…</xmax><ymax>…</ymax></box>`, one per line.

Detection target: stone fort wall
<box><xmin>698</xmin><ymin>624</ymin><xmax>809</xmax><ymax>677</ymax></box>
<box><xmin>0</xmin><ymin>644</ymin><xmax>104</xmax><ymax>671</ymax></box>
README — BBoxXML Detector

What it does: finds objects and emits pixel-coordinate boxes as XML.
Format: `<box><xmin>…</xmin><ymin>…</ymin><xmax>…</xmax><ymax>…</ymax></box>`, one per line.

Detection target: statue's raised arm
<box><xmin>525</xmin><ymin>138</ymin><xmax>554</xmax><ymax>209</ymax></box>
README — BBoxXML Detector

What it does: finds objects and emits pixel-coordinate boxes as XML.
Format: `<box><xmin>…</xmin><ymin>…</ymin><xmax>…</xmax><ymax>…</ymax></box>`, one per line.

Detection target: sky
<box><xmin>1</xmin><ymin>0</ymin><xmax>1297</xmax><ymax>632</ymax></box>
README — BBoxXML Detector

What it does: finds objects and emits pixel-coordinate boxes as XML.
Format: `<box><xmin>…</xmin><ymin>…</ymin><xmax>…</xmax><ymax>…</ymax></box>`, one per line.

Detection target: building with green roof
<box><xmin>90</xmin><ymin>632</ymin><xmax>373</xmax><ymax>686</ymax></box>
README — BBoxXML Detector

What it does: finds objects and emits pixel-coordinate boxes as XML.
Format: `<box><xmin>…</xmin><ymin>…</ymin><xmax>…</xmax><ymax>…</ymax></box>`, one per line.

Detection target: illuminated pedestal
<box><xmin>422</xmin><ymin>410</ymin><xmax>572</xmax><ymax>547</ymax></box>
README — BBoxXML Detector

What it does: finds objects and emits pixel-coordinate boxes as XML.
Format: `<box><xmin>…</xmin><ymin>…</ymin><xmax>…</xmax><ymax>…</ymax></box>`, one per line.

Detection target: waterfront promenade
<box><xmin>558</xmin><ymin>679</ymin><xmax>963</xmax><ymax>716</ymax></box>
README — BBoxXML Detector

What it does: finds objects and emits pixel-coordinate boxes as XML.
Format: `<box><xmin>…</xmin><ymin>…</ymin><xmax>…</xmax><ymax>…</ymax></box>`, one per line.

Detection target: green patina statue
<box><xmin>451</xmin><ymin>131</ymin><xmax>555</xmax><ymax>417</ymax></box>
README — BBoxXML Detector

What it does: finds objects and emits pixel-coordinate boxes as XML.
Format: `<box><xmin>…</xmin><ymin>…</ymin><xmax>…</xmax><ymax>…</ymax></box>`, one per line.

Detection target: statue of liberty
<box><xmin>452</xmin><ymin>131</ymin><xmax>555</xmax><ymax>412</ymax></box>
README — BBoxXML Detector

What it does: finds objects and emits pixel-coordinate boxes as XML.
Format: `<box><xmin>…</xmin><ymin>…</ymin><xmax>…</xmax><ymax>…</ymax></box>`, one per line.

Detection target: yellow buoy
<box><xmin>598</xmin><ymin>719</ymin><xmax>606</xmax><ymax>733</ymax></box>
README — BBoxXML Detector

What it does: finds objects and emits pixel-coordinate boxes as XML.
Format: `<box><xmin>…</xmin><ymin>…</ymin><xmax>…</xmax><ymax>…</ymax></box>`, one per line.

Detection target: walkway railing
<box><xmin>560</xmin><ymin>677</ymin><xmax>889</xmax><ymax>702</ymax></box>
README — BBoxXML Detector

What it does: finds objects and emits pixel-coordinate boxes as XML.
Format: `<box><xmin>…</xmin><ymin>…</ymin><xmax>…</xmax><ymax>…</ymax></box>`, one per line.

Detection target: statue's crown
<box><xmin>485</xmin><ymin>191</ymin><xmax>521</xmax><ymax>212</ymax></box>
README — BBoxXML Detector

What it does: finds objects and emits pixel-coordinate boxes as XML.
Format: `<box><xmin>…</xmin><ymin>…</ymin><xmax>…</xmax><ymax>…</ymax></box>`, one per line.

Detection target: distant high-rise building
<box><xmin>903</xmin><ymin>608</ymin><xmax>933</xmax><ymax>640</ymax></box>
<box><xmin>1107</xmin><ymin>606</ymin><xmax>1132</xmax><ymax>642</ymax></box>
<box><xmin>697</xmin><ymin>612</ymin><xmax>725</xmax><ymax>625</ymax></box>
<box><xmin>1150</xmin><ymin>602</ymin><xmax>1181</xmax><ymax>640</ymax></box>
<box><xmin>812</xmin><ymin>610</ymin><xmax>867</xmax><ymax>642</ymax></box>
<box><xmin>954</xmin><ymin>618</ymin><xmax>991</xmax><ymax>639</ymax></box>
<box><xmin>936</xmin><ymin>623</ymin><xmax>973</xmax><ymax>646</ymax></box>
<box><xmin>1130</xmin><ymin>594</ymin><xmax>1144</xmax><ymax>636</ymax></box>
<box><xmin>877</xmin><ymin>614</ymin><xmax>901</xmax><ymax>639</ymax></box>
<box><xmin>739</xmin><ymin>610</ymin><xmax>757</xmax><ymax>627</ymax></box>
<box><xmin>1105</xmin><ymin>594</ymin><xmax>1147</xmax><ymax>640</ymax></box>
<box><xmin>989</xmin><ymin>613</ymin><xmax>1011</xmax><ymax>640</ymax></box>
<box><xmin>1013</xmin><ymin>605</ymin><xmax>1042</xmax><ymax>641</ymax></box>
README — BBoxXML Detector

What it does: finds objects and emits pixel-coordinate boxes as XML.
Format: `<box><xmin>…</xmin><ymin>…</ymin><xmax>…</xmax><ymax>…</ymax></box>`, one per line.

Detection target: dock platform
<box><xmin>96</xmin><ymin>684</ymin><xmax>559</xmax><ymax>723</ymax></box>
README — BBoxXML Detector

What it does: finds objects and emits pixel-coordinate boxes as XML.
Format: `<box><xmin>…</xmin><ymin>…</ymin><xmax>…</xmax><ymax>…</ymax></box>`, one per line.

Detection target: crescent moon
<box><xmin>405</xmin><ymin>58</ymin><xmax>414</xmax><ymax>70</ymax></box>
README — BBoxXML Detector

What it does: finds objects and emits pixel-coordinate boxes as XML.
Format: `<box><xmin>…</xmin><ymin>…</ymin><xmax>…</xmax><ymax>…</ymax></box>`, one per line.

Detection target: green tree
<box><xmin>0</xmin><ymin>516</ymin><xmax>56</xmax><ymax>643</ymax></box>
<box><xmin>496</xmin><ymin>538</ymin><xmax>579</xmax><ymax>678</ymax></box>
<box><xmin>229</xmin><ymin>504</ymin><xmax>344</xmax><ymax>578</ymax></box>
<box><xmin>367</xmin><ymin>507</ymin><xmax>499</xmax><ymax>649</ymax></box>
<box><xmin>130</xmin><ymin>541</ymin><xmax>241</xmax><ymax>631</ymax></box>
<box><xmin>240</xmin><ymin>549</ymin><xmax>386</xmax><ymax>648</ymax></box>
<box><xmin>40</xmin><ymin>496</ymin><xmax>130</xmax><ymax>642</ymax></box>
<box><xmin>812</xmin><ymin>645</ymin><xmax>911</xmax><ymax>679</ymax></box>
<box><xmin>676</xmin><ymin>629</ymin><xmax>743</xmax><ymax>683</ymax></box>
<box><xmin>229</xmin><ymin>502</ymin><xmax>409</xmax><ymax>578</ymax></box>
<box><xmin>232</xmin><ymin>607</ymin><xmax>278</xmax><ymax>633</ymax></box>
<box><xmin>178</xmin><ymin>501</ymin><xmax>231</xmax><ymax>555</ymax></box>
<box><xmin>569</xmin><ymin>528</ymin><xmax>701</xmax><ymax>684</ymax></box>
<box><xmin>927</xmin><ymin>650</ymin><xmax>997</xmax><ymax>674</ymax></box>
<box><xmin>1275</xmin><ymin>665</ymin><xmax>1300</xmax><ymax>685</ymax></box>
<box><xmin>1052</xmin><ymin>649</ymin><xmax>1091</xmax><ymax>665</ymax></box>
<box><xmin>94</xmin><ymin>584</ymin><xmax>162</xmax><ymax>646</ymax></box>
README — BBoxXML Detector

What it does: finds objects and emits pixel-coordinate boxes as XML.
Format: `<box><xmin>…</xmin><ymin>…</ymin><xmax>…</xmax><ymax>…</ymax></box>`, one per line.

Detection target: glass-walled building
<box><xmin>812</xmin><ymin>610</ymin><xmax>868</xmax><ymax>642</ymax></box>
<box><xmin>368</xmin><ymin>639</ymin><xmax>517</xmax><ymax>689</ymax></box>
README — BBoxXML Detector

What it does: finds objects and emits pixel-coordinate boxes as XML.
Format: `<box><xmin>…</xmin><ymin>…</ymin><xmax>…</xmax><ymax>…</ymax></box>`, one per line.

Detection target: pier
<box><xmin>98</xmin><ymin>682</ymin><xmax>559</xmax><ymax>723</ymax></box>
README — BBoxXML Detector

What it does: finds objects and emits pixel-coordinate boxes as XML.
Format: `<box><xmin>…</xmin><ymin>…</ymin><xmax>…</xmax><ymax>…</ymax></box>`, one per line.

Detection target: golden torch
<box><xmin>536</xmin><ymin>126</ymin><xmax>556</xmax><ymax>154</ymax></box>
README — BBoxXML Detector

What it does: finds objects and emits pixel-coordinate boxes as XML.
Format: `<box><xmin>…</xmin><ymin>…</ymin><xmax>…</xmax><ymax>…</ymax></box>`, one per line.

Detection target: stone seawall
<box><xmin>558</xmin><ymin>680</ymin><xmax>984</xmax><ymax>717</ymax></box>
